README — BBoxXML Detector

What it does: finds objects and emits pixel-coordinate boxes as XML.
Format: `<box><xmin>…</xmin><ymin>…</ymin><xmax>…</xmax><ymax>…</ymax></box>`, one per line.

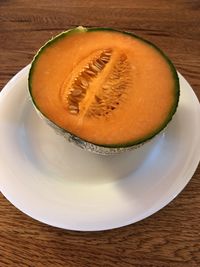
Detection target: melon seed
<box><xmin>85</xmin><ymin>69</ymin><xmax>96</xmax><ymax>76</ymax></box>
<box><xmin>101</xmin><ymin>57</ymin><xmax>110</xmax><ymax>63</ymax></box>
<box><xmin>94</xmin><ymin>61</ymin><xmax>104</xmax><ymax>70</ymax></box>
<box><xmin>90</xmin><ymin>64</ymin><xmax>99</xmax><ymax>73</ymax></box>
<box><xmin>80</xmin><ymin>78</ymin><xmax>88</xmax><ymax>87</ymax></box>
<box><xmin>82</xmin><ymin>72</ymin><xmax>91</xmax><ymax>80</ymax></box>
<box><xmin>71</xmin><ymin>89</ymin><xmax>82</xmax><ymax>96</ymax></box>
<box><xmin>104</xmin><ymin>52</ymin><xmax>111</xmax><ymax>57</ymax></box>
<box><xmin>69</xmin><ymin>109</ymin><xmax>78</xmax><ymax>115</ymax></box>
<box><xmin>104</xmin><ymin>48</ymin><xmax>112</xmax><ymax>53</ymax></box>
<box><xmin>69</xmin><ymin>104</ymin><xmax>78</xmax><ymax>110</ymax></box>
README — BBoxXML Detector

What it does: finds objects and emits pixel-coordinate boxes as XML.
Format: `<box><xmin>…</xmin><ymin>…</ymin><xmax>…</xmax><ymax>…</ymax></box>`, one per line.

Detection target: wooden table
<box><xmin>0</xmin><ymin>1</ymin><xmax>199</xmax><ymax>266</ymax></box>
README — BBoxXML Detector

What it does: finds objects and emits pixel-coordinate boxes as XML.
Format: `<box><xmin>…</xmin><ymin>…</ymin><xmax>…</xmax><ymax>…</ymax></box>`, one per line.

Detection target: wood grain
<box><xmin>0</xmin><ymin>0</ymin><xmax>199</xmax><ymax>266</ymax></box>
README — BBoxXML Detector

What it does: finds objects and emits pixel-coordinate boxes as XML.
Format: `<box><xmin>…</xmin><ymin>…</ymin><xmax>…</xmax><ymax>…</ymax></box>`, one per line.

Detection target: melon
<box><xmin>28</xmin><ymin>26</ymin><xmax>180</xmax><ymax>154</ymax></box>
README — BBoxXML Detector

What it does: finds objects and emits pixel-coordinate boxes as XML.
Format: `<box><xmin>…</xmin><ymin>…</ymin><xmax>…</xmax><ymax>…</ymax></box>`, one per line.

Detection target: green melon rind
<box><xmin>28</xmin><ymin>26</ymin><xmax>180</xmax><ymax>153</ymax></box>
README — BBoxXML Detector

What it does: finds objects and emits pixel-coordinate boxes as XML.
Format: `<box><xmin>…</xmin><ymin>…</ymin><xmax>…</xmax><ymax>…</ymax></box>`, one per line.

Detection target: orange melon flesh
<box><xmin>30</xmin><ymin>30</ymin><xmax>177</xmax><ymax>146</ymax></box>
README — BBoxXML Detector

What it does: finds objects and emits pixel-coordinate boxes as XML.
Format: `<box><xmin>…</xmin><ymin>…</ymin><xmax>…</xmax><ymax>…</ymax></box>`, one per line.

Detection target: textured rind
<box><xmin>33</xmin><ymin>105</ymin><xmax>143</xmax><ymax>155</ymax></box>
<box><xmin>28</xmin><ymin>26</ymin><xmax>180</xmax><ymax>155</ymax></box>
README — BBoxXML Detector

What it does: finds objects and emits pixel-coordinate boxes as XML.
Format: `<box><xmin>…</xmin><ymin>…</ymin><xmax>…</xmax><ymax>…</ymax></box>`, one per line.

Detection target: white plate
<box><xmin>0</xmin><ymin>65</ymin><xmax>200</xmax><ymax>231</ymax></box>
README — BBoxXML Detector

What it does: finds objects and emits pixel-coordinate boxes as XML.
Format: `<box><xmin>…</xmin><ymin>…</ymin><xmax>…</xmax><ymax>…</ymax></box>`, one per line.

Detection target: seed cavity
<box><xmin>61</xmin><ymin>48</ymin><xmax>132</xmax><ymax>118</ymax></box>
<box><xmin>86</xmin><ymin>53</ymin><xmax>131</xmax><ymax>118</ymax></box>
<box><xmin>65</xmin><ymin>49</ymin><xmax>112</xmax><ymax>115</ymax></box>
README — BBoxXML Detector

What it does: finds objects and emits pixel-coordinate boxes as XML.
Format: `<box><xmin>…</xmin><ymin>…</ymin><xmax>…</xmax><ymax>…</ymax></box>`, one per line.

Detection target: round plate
<box><xmin>0</xmin><ymin>65</ymin><xmax>200</xmax><ymax>231</ymax></box>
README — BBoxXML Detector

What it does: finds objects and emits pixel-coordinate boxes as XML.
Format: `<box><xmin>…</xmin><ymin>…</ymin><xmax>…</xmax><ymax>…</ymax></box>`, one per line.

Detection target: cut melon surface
<box><xmin>29</xmin><ymin>27</ymin><xmax>179</xmax><ymax>149</ymax></box>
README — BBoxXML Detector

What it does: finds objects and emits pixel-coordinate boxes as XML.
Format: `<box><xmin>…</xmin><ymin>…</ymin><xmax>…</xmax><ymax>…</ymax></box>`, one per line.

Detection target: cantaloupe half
<box><xmin>29</xmin><ymin>27</ymin><xmax>180</xmax><ymax>154</ymax></box>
